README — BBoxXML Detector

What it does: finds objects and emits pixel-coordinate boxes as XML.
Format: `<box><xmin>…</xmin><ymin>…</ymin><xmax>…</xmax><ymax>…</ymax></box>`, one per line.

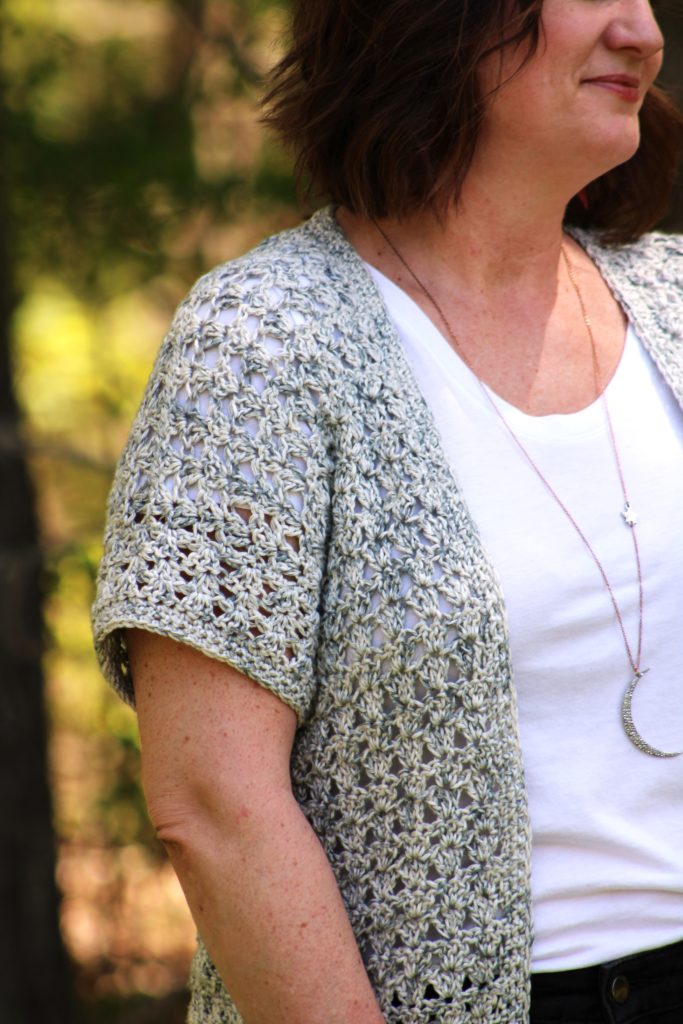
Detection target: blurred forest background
<box><xmin>1</xmin><ymin>1</ymin><xmax>682</xmax><ymax>1022</ymax></box>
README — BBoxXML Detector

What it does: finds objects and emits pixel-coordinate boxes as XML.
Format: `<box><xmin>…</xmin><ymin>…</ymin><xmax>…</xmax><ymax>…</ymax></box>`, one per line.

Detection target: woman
<box><xmin>92</xmin><ymin>0</ymin><xmax>683</xmax><ymax>1021</ymax></box>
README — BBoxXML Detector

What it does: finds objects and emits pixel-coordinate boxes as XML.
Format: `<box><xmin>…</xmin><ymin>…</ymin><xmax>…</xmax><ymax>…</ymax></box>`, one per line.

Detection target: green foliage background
<box><xmin>3</xmin><ymin>0</ymin><xmax>682</xmax><ymax>1016</ymax></box>
<box><xmin>4</xmin><ymin>0</ymin><xmax>300</xmax><ymax>1012</ymax></box>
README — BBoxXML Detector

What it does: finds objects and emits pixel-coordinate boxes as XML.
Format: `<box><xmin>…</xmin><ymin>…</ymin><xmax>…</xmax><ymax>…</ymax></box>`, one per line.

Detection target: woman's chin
<box><xmin>585</xmin><ymin>126</ymin><xmax>642</xmax><ymax>179</ymax></box>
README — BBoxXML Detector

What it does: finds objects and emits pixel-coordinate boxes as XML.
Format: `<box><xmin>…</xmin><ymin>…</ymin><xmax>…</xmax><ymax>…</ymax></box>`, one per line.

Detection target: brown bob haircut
<box><xmin>263</xmin><ymin>0</ymin><xmax>683</xmax><ymax>244</ymax></box>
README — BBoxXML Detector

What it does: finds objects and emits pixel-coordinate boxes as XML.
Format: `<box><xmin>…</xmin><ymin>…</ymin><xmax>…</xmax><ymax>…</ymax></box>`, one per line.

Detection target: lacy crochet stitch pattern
<box><xmin>92</xmin><ymin>209</ymin><xmax>683</xmax><ymax>1022</ymax></box>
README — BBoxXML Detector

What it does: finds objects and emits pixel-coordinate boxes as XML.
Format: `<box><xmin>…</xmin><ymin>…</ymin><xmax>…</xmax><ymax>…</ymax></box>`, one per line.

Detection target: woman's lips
<box><xmin>583</xmin><ymin>75</ymin><xmax>641</xmax><ymax>103</ymax></box>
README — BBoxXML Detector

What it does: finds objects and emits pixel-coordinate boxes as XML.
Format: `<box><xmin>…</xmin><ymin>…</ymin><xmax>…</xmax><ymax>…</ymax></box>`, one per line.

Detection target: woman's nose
<box><xmin>604</xmin><ymin>0</ymin><xmax>665</xmax><ymax>60</ymax></box>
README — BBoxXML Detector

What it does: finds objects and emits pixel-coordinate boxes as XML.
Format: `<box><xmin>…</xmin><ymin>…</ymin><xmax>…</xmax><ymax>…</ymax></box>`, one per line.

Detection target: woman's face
<box><xmin>476</xmin><ymin>0</ymin><xmax>664</xmax><ymax>184</ymax></box>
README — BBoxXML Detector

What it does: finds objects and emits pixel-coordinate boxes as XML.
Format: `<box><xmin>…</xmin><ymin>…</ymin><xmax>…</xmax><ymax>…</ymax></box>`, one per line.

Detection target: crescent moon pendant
<box><xmin>621</xmin><ymin>670</ymin><xmax>682</xmax><ymax>759</ymax></box>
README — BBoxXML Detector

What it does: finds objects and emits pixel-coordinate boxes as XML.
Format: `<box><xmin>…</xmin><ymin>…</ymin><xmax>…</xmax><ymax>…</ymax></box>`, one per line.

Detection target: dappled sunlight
<box><xmin>5</xmin><ymin>0</ymin><xmax>295</xmax><ymax>1015</ymax></box>
<box><xmin>59</xmin><ymin>841</ymin><xmax>195</xmax><ymax>999</ymax></box>
<box><xmin>14</xmin><ymin>283</ymin><xmax>98</xmax><ymax>437</ymax></box>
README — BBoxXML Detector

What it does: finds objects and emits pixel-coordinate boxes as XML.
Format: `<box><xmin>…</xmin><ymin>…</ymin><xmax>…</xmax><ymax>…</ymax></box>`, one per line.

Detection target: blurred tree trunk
<box><xmin>0</xmin><ymin>82</ymin><xmax>73</xmax><ymax>1024</ymax></box>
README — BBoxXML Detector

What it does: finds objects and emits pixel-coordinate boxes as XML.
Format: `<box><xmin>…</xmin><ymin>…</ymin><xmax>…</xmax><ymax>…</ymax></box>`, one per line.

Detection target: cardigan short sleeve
<box><xmin>92</xmin><ymin>259</ymin><xmax>333</xmax><ymax>722</ymax></box>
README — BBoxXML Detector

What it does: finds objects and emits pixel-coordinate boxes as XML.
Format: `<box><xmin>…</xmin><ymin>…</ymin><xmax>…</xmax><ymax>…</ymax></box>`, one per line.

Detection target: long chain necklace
<box><xmin>373</xmin><ymin>220</ymin><xmax>681</xmax><ymax>759</ymax></box>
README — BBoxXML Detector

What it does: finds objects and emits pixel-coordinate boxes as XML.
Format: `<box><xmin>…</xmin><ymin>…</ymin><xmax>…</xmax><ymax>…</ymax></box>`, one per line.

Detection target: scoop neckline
<box><xmin>364</xmin><ymin>258</ymin><xmax>633</xmax><ymax>420</ymax></box>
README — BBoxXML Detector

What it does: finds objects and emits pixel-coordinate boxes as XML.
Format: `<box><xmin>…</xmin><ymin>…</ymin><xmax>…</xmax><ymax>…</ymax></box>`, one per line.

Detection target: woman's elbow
<box><xmin>145</xmin><ymin>783</ymin><xmax>294</xmax><ymax>868</ymax></box>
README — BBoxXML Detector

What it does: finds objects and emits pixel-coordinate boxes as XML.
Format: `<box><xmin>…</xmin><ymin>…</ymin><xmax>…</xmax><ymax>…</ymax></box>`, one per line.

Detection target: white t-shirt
<box><xmin>366</xmin><ymin>262</ymin><xmax>683</xmax><ymax>972</ymax></box>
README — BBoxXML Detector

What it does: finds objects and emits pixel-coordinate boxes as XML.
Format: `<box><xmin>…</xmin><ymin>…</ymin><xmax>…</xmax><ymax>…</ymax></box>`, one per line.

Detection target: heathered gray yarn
<box><xmin>92</xmin><ymin>208</ymin><xmax>683</xmax><ymax>1022</ymax></box>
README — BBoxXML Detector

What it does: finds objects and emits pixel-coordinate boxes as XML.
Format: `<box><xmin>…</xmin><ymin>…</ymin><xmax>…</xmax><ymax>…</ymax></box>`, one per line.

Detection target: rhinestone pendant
<box><xmin>621</xmin><ymin>502</ymin><xmax>638</xmax><ymax>527</ymax></box>
<box><xmin>621</xmin><ymin>670</ymin><xmax>682</xmax><ymax>758</ymax></box>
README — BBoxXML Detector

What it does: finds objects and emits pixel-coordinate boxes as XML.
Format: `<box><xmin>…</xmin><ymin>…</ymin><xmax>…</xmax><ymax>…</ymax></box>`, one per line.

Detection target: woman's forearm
<box><xmin>160</xmin><ymin>791</ymin><xmax>386</xmax><ymax>1024</ymax></box>
<box><xmin>127</xmin><ymin>631</ymin><xmax>382</xmax><ymax>1022</ymax></box>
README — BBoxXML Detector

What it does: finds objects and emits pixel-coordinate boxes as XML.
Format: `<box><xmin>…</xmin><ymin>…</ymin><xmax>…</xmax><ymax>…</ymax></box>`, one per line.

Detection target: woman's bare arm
<box><xmin>127</xmin><ymin>630</ymin><xmax>385</xmax><ymax>1024</ymax></box>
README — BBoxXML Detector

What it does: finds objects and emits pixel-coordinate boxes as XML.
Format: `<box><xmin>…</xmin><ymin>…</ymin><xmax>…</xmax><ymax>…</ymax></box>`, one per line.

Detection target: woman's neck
<box><xmin>335</xmin><ymin>184</ymin><xmax>627</xmax><ymax>418</ymax></box>
<box><xmin>341</xmin><ymin>178</ymin><xmax>577</xmax><ymax>297</ymax></box>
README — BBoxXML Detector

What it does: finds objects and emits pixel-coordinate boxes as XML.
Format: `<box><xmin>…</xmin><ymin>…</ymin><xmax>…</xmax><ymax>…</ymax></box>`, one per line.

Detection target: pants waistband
<box><xmin>532</xmin><ymin>937</ymin><xmax>683</xmax><ymax>994</ymax></box>
<box><xmin>530</xmin><ymin>938</ymin><xmax>683</xmax><ymax>1023</ymax></box>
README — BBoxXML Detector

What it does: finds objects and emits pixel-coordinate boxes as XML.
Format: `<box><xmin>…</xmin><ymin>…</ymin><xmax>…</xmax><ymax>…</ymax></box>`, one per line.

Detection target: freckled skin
<box><xmin>129</xmin><ymin>630</ymin><xmax>385</xmax><ymax>1023</ymax></box>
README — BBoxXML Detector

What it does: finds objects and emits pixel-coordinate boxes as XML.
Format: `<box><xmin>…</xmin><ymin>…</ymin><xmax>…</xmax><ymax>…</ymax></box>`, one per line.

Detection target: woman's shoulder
<box><xmin>571</xmin><ymin>227</ymin><xmax>683</xmax><ymax>288</ymax></box>
<box><xmin>159</xmin><ymin>206</ymin><xmax>395</xmax><ymax>395</ymax></box>
<box><xmin>178</xmin><ymin>207</ymin><xmax>365</xmax><ymax>323</ymax></box>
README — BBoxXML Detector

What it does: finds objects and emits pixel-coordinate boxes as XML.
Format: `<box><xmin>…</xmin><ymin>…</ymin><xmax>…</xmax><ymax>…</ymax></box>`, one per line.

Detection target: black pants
<box><xmin>530</xmin><ymin>939</ymin><xmax>683</xmax><ymax>1024</ymax></box>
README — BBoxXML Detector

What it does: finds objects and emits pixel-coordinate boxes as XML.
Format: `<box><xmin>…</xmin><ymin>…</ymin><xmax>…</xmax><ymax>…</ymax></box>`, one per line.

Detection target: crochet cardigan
<box><xmin>92</xmin><ymin>208</ymin><xmax>683</xmax><ymax>1023</ymax></box>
